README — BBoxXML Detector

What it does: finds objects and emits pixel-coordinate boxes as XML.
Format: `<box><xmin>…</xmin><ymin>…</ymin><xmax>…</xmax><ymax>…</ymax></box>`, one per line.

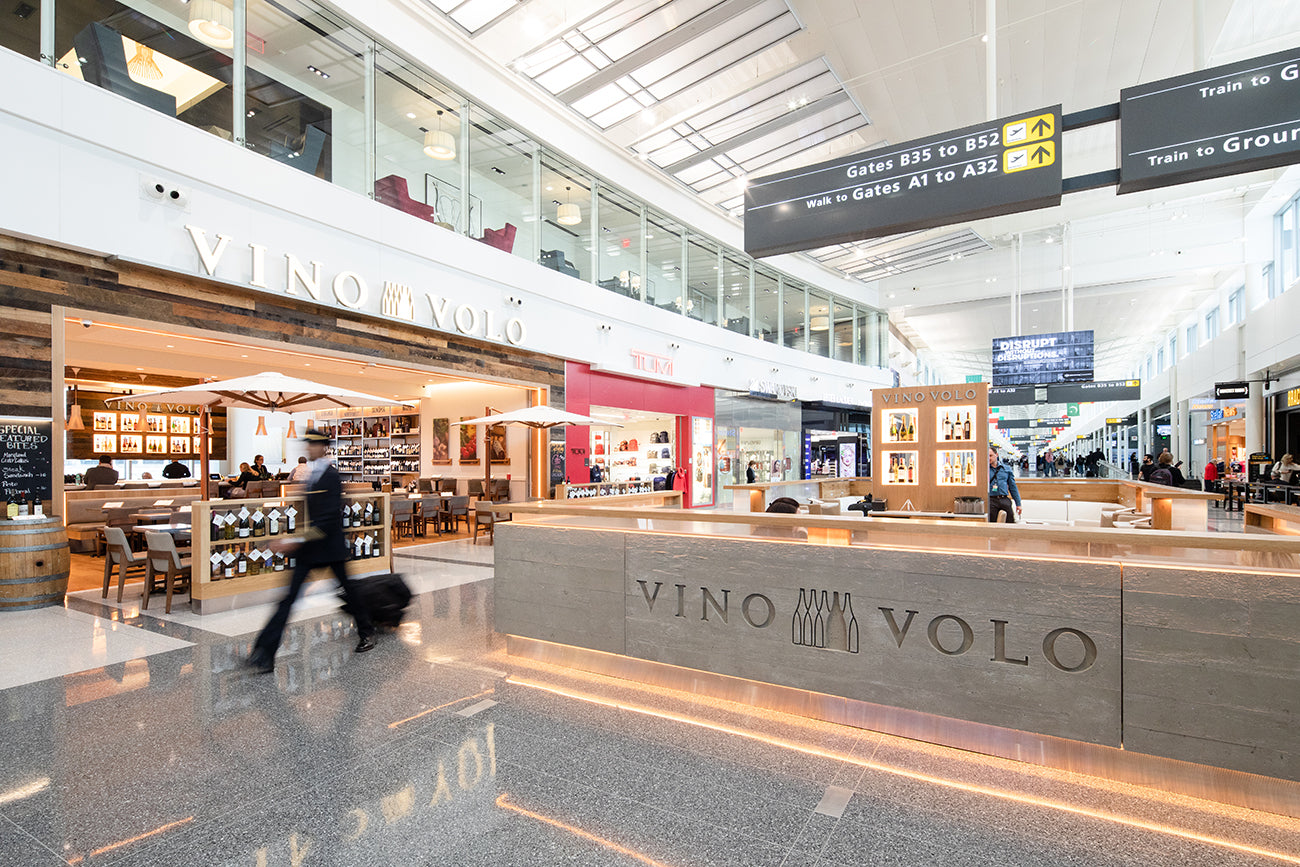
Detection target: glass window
<box><xmin>1205</xmin><ymin>306</ymin><xmax>1220</xmax><ymax>339</ymax></box>
<box><xmin>538</xmin><ymin>154</ymin><xmax>591</xmax><ymax>282</ymax></box>
<box><xmin>833</xmin><ymin>299</ymin><xmax>855</xmax><ymax>363</ymax></box>
<box><xmin>721</xmin><ymin>254</ymin><xmax>750</xmax><ymax>335</ymax></box>
<box><xmin>1283</xmin><ymin>202</ymin><xmax>1298</xmax><ymax>291</ymax></box>
<box><xmin>56</xmin><ymin>1</ymin><xmax>235</xmax><ymax>141</ymax></box>
<box><xmin>1168</xmin><ymin>334</ymin><xmax>1177</xmax><ymax>364</ymax></box>
<box><xmin>752</xmin><ymin>268</ymin><xmax>779</xmax><ymax>342</ymax></box>
<box><xmin>1227</xmin><ymin>288</ymin><xmax>1244</xmax><ymax>324</ymax></box>
<box><xmin>1156</xmin><ymin>347</ymin><xmax>1165</xmax><ymax>373</ymax></box>
<box><xmin>1</xmin><ymin>0</ymin><xmax>38</xmax><ymax>59</ymax></box>
<box><xmin>644</xmin><ymin>211</ymin><xmax>683</xmax><ymax>310</ymax></box>
<box><xmin>807</xmin><ymin>290</ymin><xmax>832</xmax><ymax>357</ymax></box>
<box><xmin>595</xmin><ymin>185</ymin><xmax>643</xmax><ymax>299</ymax></box>
<box><xmin>245</xmin><ymin>0</ymin><xmax>368</xmax><ymax>191</ymax></box>
<box><xmin>374</xmin><ymin>49</ymin><xmax>461</xmax><ymax>228</ymax></box>
<box><xmin>1146</xmin><ymin>356</ymin><xmax>1153</xmax><ymax>380</ymax></box>
<box><xmin>684</xmin><ymin>235</ymin><xmax>718</xmax><ymax>324</ymax></box>
<box><xmin>1186</xmin><ymin>323</ymin><xmax>1198</xmax><ymax>351</ymax></box>
<box><xmin>469</xmin><ymin>106</ymin><xmax>536</xmax><ymax>262</ymax></box>
<box><xmin>1265</xmin><ymin>262</ymin><xmax>1277</xmax><ymax>300</ymax></box>
<box><xmin>783</xmin><ymin>281</ymin><xmax>806</xmax><ymax>350</ymax></box>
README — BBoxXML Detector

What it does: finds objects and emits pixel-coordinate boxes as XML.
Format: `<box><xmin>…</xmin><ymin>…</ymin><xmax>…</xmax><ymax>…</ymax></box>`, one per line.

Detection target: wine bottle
<box><xmin>211</xmin><ymin>511</ymin><xmax>224</xmax><ymax>542</ymax></box>
<box><xmin>943</xmin><ymin>412</ymin><xmax>951</xmax><ymax>441</ymax></box>
<box><xmin>32</xmin><ymin>499</ymin><xmax>42</xmax><ymax>517</ymax></box>
<box><xmin>353</xmin><ymin>535</ymin><xmax>364</xmax><ymax>560</ymax></box>
<box><xmin>362</xmin><ymin>534</ymin><xmax>373</xmax><ymax>558</ymax></box>
<box><xmin>209</xmin><ymin>552</ymin><xmax>222</xmax><ymax>580</ymax></box>
<box><xmin>222</xmin><ymin>550</ymin><xmax>236</xmax><ymax>579</ymax></box>
<box><xmin>342</xmin><ymin>506</ymin><xmax>351</xmax><ymax>529</ymax></box>
<box><xmin>6</xmin><ymin>495</ymin><xmax>16</xmax><ymax>519</ymax></box>
<box><xmin>268</xmin><ymin>508</ymin><xmax>281</xmax><ymax>536</ymax></box>
<box><xmin>906</xmin><ymin>416</ymin><xmax>914</xmax><ymax>441</ymax></box>
<box><xmin>17</xmin><ymin>496</ymin><xmax>29</xmax><ymax>517</ymax></box>
<box><xmin>907</xmin><ymin>457</ymin><xmax>914</xmax><ymax>483</ymax></box>
<box><xmin>792</xmin><ymin>588</ymin><xmax>808</xmax><ymax>646</ymax></box>
<box><xmin>252</xmin><ymin>508</ymin><xmax>265</xmax><ymax>538</ymax></box>
<box><xmin>236</xmin><ymin>550</ymin><xmax>248</xmax><ymax>576</ymax></box>
<box><xmin>372</xmin><ymin>532</ymin><xmax>382</xmax><ymax>559</ymax></box>
<box><xmin>285</xmin><ymin>506</ymin><xmax>297</xmax><ymax>533</ymax></box>
<box><xmin>364</xmin><ymin>501</ymin><xmax>375</xmax><ymax>525</ymax></box>
<box><xmin>237</xmin><ymin>506</ymin><xmax>251</xmax><ymax>539</ymax></box>
<box><xmin>247</xmin><ymin>549</ymin><xmax>261</xmax><ymax>576</ymax></box>
<box><xmin>963</xmin><ymin>413</ymin><xmax>971</xmax><ymax>440</ymax></box>
<box><xmin>273</xmin><ymin>551</ymin><xmax>285</xmax><ymax>572</ymax></box>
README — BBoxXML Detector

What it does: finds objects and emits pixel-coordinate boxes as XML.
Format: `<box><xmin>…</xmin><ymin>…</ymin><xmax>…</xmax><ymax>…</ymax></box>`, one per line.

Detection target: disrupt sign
<box><xmin>636</xmin><ymin>581</ymin><xmax>1099</xmax><ymax>674</ymax></box>
<box><xmin>184</xmin><ymin>226</ymin><xmax>527</xmax><ymax>346</ymax></box>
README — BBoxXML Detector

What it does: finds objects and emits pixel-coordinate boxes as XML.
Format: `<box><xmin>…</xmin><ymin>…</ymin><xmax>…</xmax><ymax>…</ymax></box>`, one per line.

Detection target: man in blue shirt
<box><xmin>988</xmin><ymin>447</ymin><xmax>1021</xmax><ymax>523</ymax></box>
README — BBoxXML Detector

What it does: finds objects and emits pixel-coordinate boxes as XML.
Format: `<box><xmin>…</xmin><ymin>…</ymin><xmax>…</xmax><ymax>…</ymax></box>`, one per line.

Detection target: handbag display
<box><xmin>628</xmin><ymin>438</ymin><xmax>638</xmax><ymax>451</ymax></box>
<box><xmin>661</xmin><ymin>447</ymin><xmax>670</xmax><ymax>459</ymax></box>
<box><xmin>651</xmin><ymin>432</ymin><xmax>661</xmax><ymax>444</ymax></box>
<box><xmin>659</xmin><ymin>430</ymin><xmax>670</xmax><ymax>443</ymax></box>
<box><xmin>594</xmin><ymin>442</ymin><xmax>604</xmax><ymax>455</ymax></box>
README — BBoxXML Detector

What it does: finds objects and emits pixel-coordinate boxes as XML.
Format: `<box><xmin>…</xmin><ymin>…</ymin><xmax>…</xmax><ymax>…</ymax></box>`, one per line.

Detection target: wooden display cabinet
<box><xmin>871</xmin><ymin>383</ymin><xmax>989</xmax><ymax>513</ymax></box>
<box><xmin>190</xmin><ymin>492</ymin><xmax>391</xmax><ymax>613</ymax></box>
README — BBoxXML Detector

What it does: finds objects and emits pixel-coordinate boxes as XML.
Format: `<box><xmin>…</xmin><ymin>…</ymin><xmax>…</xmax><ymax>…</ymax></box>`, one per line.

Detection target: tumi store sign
<box><xmin>183</xmin><ymin>226</ymin><xmax>528</xmax><ymax>347</ymax></box>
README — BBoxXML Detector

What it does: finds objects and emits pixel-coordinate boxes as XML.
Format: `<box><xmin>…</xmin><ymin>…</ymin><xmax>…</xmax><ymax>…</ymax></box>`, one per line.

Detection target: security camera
<box><xmin>80</xmin><ymin>319</ymin><xmax>92</xmax><ymax>328</ymax></box>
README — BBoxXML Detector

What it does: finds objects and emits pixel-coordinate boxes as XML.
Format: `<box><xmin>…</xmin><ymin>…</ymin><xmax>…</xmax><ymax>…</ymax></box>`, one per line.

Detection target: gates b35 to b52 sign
<box><xmin>743</xmin><ymin>106</ymin><xmax>1063</xmax><ymax>258</ymax></box>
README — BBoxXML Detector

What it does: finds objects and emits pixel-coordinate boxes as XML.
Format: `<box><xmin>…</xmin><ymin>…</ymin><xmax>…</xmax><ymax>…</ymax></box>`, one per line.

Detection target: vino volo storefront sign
<box><xmin>183</xmin><ymin>226</ymin><xmax>528</xmax><ymax>347</ymax></box>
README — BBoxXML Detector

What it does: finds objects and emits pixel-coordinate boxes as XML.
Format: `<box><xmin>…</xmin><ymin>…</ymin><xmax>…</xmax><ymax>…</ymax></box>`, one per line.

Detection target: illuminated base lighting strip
<box><xmin>66</xmin><ymin>816</ymin><xmax>194</xmax><ymax>863</ymax></box>
<box><xmin>387</xmin><ymin>688</ymin><xmax>495</xmax><ymax>729</ymax></box>
<box><xmin>506</xmin><ymin>677</ymin><xmax>1300</xmax><ymax>865</ymax></box>
<box><xmin>496</xmin><ymin>794</ymin><xmax>675</xmax><ymax>867</ymax></box>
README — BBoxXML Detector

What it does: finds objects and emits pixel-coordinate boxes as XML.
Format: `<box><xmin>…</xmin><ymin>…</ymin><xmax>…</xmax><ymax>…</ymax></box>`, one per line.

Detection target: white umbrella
<box><xmin>450</xmin><ymin>406</ymin><xmax>622</xmax><ymax>430</ymax></box>
<box><xmin>451</xmin><ymin>406</ymin><xmax>621</xmax><ymax>500</ymax></box>
<box><xmin>107</xmin><ymin>372</ymin><xmax>412</xmax><ymax>486</ymax></box>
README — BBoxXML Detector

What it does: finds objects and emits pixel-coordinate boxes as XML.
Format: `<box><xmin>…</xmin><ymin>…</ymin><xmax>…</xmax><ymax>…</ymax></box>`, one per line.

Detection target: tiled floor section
<box><xmin>1</xmin><ymin>541</ymin><xmax>1298</xmax><ymax>866</ymax></box>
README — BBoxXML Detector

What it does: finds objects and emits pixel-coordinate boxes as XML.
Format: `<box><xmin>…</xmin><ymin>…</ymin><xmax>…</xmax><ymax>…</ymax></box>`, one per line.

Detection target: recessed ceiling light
<box><xmin>165</xmin><ymin>344</ymin><xmax>174</xmax><ymax>348</ymax></box>
<box><xmin>304</xmin><ymin>363</ymin><xmax>311</xmax><ymax>366</ymax></box>
<box><xmin>405</xmin><ymin>112</ymin><xmax>416</xmax><ymax>119</ymax></box>
<box><xmin>241</xmin><ymin>354</ymin><xmax>248</xmax><ymax>358</ymax></box>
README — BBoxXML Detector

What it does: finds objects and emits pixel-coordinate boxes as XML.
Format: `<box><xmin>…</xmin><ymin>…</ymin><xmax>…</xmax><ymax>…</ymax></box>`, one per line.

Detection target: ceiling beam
<box><xmin>556</xmin><ymin>0</ymin><xmax>772</xmax><ymax>104</ymax></box>
<box><xmin>661</xmin><ymin>91</ymin><xmax>852</xmax><ymax>175</ymax></box>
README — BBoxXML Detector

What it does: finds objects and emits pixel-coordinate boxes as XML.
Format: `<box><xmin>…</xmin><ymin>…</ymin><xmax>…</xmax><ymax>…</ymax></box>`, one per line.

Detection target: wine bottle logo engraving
<box><xmin>381</xmin><ymin>281</ymin><xmax>415</xmax><ymax>320</ymax></box>
<box><xmin>791</xmin><ymin>589</ymin><xmax>859</xmax><ymax>653</ymax></box>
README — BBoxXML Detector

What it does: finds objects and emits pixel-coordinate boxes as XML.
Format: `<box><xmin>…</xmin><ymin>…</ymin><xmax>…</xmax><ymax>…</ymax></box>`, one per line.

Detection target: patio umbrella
<box><xmin>451</xmin><ymin>406</ymin><xmax>622</xmax><ymax>500</ymax></box>
<box><xmin>107</xmin><ymin>372</ymin><xmax>412</xmax><ymax>486</ymax></box>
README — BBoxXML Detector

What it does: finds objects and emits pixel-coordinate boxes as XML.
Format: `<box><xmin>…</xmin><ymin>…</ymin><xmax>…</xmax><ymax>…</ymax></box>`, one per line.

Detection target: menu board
<box><xmin>0</xmin><ymin>418</ymin><xmax>53</xmax><ymax>504</ymax></box>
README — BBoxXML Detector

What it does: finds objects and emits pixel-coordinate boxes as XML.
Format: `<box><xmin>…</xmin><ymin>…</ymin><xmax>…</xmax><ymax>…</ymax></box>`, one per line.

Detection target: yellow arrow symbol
<box><xmin>1002</xmin><ymin>112</ymin><xmax>1054</xmax><ymax>145</ymax></box>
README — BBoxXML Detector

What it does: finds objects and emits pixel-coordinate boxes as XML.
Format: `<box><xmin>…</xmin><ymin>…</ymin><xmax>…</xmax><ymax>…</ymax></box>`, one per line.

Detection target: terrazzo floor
<box><xmin>1</xmin><ymin>539</ymin><xmax>1297</xmax><ymax>866</ymax></box>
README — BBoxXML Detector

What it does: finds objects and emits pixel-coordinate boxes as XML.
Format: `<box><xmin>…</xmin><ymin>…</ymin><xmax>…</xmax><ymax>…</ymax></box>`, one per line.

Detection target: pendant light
<box><xmin>66</xmin><ymin>372</ymin><xmax>85</xmax><ymax>431</ymax></box>
<box><xmin>188</xmin><ymin>0</ymin><xmax>235</xmax><ymax>50</ymax></box>
<box><xmin>557</xmin><ymin>186</ymin><xmax>581</xmax><ymax>225</ymax></box>
<box><xmin>255</xmin><ymin>415</ymin><xmax>268</xmax><ymax>437</ymax></box>
<box><xmin>424</xmin><ymin>110</ymin><xmax>456</xmax><ymax>160</ymax></box>
<box><xmin>126</xmin><ymin>44</ymin><xmax>162</xmax><ymax>82</ymax></box>
<box><xmin>811</xmin><ymin>315</ymin><xmax>830</xmax><ymax>331</ymax></box>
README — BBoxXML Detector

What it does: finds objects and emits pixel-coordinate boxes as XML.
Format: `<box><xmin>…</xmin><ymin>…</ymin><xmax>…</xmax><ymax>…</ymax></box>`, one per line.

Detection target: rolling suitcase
<box><xmin>341</xmin><ymin>572</ymin><xmax>412</xmax><ymax>629</ymax></box>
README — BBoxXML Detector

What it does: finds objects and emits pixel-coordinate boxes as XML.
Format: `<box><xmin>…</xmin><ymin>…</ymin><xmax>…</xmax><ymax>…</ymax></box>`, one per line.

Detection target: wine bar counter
<box><xmin>190</xmin><ymin>492</ymin><xmax>391</xmax><ymax>613</ymax></box>
<box><xmin>492</xmin><ymin>504</ymin><xmax>1300</xmax><ymax>818</ymax></box>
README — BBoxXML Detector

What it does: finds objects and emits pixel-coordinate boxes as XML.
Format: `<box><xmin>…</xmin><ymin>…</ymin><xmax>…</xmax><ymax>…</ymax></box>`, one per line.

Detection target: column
<box><xmin>1246</xmin><ymin>382</ymin><xmax>1265</xmax><ymax>456</ymax></box>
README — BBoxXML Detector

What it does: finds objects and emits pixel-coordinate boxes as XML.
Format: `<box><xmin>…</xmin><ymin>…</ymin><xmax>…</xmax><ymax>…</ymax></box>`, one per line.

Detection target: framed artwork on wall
<box><xmin>429</xmin><ymin>417</ymin><xmax>452</xmax><ymax>465</ymax></box>
<box><xmin>459</xmin><ymin>416</ymin><xmax>479</xmax><ymax>464</ymax></box>
<box><xmin>488</xmin><ymin>424</ymin><xmax>508</xmax><ymax>464</ymax></box>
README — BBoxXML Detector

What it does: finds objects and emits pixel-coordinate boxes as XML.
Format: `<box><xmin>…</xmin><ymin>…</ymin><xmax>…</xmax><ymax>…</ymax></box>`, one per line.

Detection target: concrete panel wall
<box><xmin>494</xmin><ymin>524</ymin><xmax>626</xmax><ymax>654</ymax></box>
<box><xmin>1123</xmin><ymin>565</ymin><xmax>1300</xmax><ymax>782</ymax></box>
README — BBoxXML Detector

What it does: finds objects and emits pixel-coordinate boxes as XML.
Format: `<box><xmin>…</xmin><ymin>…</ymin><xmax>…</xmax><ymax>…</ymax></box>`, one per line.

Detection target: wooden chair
<box><xmin>472</xmin><ymin>502</ymin><xmax>498</xmax><ymax>544</ymax></box>
<box><xmin>391</xmin><ymin>498</ymin><xmax>416</xmax><ymax>541</ymax></box>
<box><xmin>490</xmin><ymin>480</ymin><xmax>511</xmax><ymax>502</ymax></box>
<box><xmin>467</xmin><ymin>480</ymin><xmax>485</xmax><ymax>499</ymax></box>
<box><xmin>101</xmin><ymin>526</ymin><xmax>147</xmax><ymax>602</ymax></box>
<box><xmin>142</xmin><ymin>531</ymin><xmax>192</xmax><ymax>613</ymax></box>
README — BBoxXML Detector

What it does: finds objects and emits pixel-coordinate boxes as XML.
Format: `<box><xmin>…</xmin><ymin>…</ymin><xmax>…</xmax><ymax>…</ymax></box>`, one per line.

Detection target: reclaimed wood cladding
<box><xmin>0</xmin><ymin>235</ymin><xmax>565</xmax><ymax>419</ymax></box>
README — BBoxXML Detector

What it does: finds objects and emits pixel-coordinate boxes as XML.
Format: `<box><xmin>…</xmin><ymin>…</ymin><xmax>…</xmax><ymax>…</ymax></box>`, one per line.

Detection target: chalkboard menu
<box><xmin>0</xmin><ymin>418</ymin><xmax>53</xmax><ymax>504</ymax></box>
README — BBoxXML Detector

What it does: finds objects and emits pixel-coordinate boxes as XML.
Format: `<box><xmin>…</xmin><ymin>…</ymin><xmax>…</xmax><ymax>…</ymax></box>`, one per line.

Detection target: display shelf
<box><xmin>882</xmin><ymin>409</ymin><xmax>919</xmax><ymax>444</ymax></box>
<box><xmin>871</xmin><ymin>383</ymin><xmax>989</xmax><ymax>513</ymax></box>
<box><xmin>880</xmin><ymin>451</ymin><xmax>919</xmax><ymax>485</ymax></box>
<box><xmin>937</xmin><ymin>450</ymin><xmax>979</xmax><ymax>486</ymax></box>
<box><xmin>192</xmin><ymin>493</ymin><xmax>391</xmax><ymax>605</ymax></box>
<box><xmin>936</xmin><ymin>406</ymin><xmax>976</xmax><ymax>443</ymax></box>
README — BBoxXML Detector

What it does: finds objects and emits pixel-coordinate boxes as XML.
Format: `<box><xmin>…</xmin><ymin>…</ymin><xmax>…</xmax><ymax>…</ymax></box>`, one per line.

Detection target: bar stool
<box><xmin>101</xmin><ymin>526</ymin><xmax>147</xmax><ymax>602</ymax></box>
<box><xmin>143</xmin><ymin>531</ymin><xmax>192</xmax><ymax>613</ymax></box>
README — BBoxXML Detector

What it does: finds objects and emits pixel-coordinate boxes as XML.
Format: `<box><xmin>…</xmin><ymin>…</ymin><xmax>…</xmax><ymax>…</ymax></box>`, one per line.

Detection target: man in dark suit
<box><xmin>247</xmin><ymin>429</ymin><xmax>374</xmax><ymax>673</ymax></box>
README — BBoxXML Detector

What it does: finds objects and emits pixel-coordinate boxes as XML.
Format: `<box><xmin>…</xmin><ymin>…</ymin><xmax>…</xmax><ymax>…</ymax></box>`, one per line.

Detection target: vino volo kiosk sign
<box><xmin>870</xmin><ymin>382</ymin><xmax>990</xmax><ymax>513</ymax></box>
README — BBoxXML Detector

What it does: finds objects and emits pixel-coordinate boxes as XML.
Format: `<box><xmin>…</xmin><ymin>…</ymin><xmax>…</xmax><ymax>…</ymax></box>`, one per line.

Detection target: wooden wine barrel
<box><xmin>0</xmin><ymin>516</ymin><xmax>71</xmax><ymax>611</ymax></box>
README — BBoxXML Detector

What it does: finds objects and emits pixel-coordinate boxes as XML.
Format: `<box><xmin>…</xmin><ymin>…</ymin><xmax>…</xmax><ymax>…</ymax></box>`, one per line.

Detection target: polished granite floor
<box><xmin>1</xmin><ymin>540</ymin><xmax>1298</xmax><ymax>866</ymax></box>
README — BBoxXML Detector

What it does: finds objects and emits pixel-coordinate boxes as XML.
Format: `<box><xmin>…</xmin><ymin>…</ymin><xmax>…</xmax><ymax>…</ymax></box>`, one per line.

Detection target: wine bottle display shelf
<box><xmin>881</xmin><ymin>450</ymin><xmax>919</xmax><ymax>485</ymax></box>
<box><xmin>882</xmin><ymin>408</ymin><xmax>919</xmax><ymax>444</ymax></box>
<box><xmin>936</xmin><ymin>406</ymin><xmax>976</xmax><ymax>443</ymax></box>
<box><xmin>937</xmin><ymin>450</ymin><xmax>979</xmax><ymax>486</ymax></box>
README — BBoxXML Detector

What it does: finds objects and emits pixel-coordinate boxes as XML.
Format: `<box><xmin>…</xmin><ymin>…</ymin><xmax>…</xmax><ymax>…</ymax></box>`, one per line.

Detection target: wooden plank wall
<box><xmin>0</xmin><ymin>236</ymin><xmax>566</xmax><ymax>425</ymax></box>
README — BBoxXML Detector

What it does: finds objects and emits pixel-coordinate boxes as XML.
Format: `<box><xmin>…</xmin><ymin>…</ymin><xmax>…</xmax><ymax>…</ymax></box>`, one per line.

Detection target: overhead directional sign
<box><xmin>1119</xmin><ymin>47</ymin><xmax>1300</xmax><ymax>194</ymax></box>
<box><xmin>1214</xmin><ymin>381</ymin><xmax>1251</xmax><ymax>399</ymax></box>
<box><xmin>1047</xmin><ymin>379</ymin><xmax>1141</xmax><ymax>403</ymax></box>
<box><xmin>988</xmin><ymin>386</ymin><xmax>1038</xmax><ymax>407</ymax></box>
<box><xmin>997</xmin><ymin>417</ymin><xmax>1070</xmax><ymax>429</ymax></box>
<box><xmin>743</xmin><ymin>105</ymin><xmax>1063</xmax><ymax>258</ymax></box>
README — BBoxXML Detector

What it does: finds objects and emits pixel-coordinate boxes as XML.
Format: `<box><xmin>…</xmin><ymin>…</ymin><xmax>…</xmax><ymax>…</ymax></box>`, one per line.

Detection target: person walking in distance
<box><xmin>246</xmin><ymin>429</ymin><xmax>374</xmax><ymax>673</ymax></box>
<box><xmin>988</xmin><ymin>448</ymin><xmax>1021</xmax><ymax>523</ymax></box>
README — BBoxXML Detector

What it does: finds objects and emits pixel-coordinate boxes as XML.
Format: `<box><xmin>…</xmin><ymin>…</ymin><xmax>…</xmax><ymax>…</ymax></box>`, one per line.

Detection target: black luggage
<box><xmin>342</xmin><ymin>572</ymin><xmax>412</xmax><ymax>629</ymax></box>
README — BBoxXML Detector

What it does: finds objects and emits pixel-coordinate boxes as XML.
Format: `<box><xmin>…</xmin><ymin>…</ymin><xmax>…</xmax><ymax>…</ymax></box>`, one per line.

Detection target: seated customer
<box><xmin>83</xmin><ymin>455</ymin><xmax>119</xmax><ymax>488</ymax></box>
<box><xmin>162</xmin><ymin>459</ymin><xmax>191</xmax><ymax>479</ymax></box>
<box><xmin>288</xmin><ymin>455</ymin><xmax>311</xmax><ymax>482</ymax></box>
<box><xmin>251</xmin><ymin>454</ymin><xmax>273</xmax><ymax>480</ymax></box>
<box><xmin>1272</xmin><ymin>453</ymin><xmax>1300</xmax><ymax>484</ymax></box>
<box><xmin>234</xmin><ymin>462</ymin><xmax>260</xmax><ymax>486</ymax></box>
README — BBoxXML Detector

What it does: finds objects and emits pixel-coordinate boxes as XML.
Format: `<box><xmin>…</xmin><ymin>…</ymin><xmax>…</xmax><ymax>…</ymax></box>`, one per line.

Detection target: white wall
<box><xmin>0</xmin><ymin>49</ymin><xmax>890</xmax><ymax>406</ymax></box>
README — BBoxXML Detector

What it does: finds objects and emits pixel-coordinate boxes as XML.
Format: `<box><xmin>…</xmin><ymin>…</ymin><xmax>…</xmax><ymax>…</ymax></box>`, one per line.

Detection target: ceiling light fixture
<box><xmin>307</xmin><ymin>65</ymin><xmax>329</xmax><ymax>79</ymax></box>
<box><xmin>557</xmin><ymin>186</ymin><xmax>581</xmax><ymax>225</ymax></box>
<box><xmin>126</xmin><ymin>44</ymin><xmax>162</xmax><ymax>81</ymax></box>
<box><xmin>188</xmin><ymin>0</ymin><xmax>234</xmax><ymax>50</ymax></box>
<box><xmin>405</xmin><ymin>112</ymin><xmax>416</xmax><ymax>119</ymax></box>
<box><xmin>811</xmin><ymin>315</ymin><xmax>830</xmax><ymax>331</ymax></box>
<box><xmin>424</xmin><ymin>110</ymin><xmax>456</xmax><ymax>160</ymax></box>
